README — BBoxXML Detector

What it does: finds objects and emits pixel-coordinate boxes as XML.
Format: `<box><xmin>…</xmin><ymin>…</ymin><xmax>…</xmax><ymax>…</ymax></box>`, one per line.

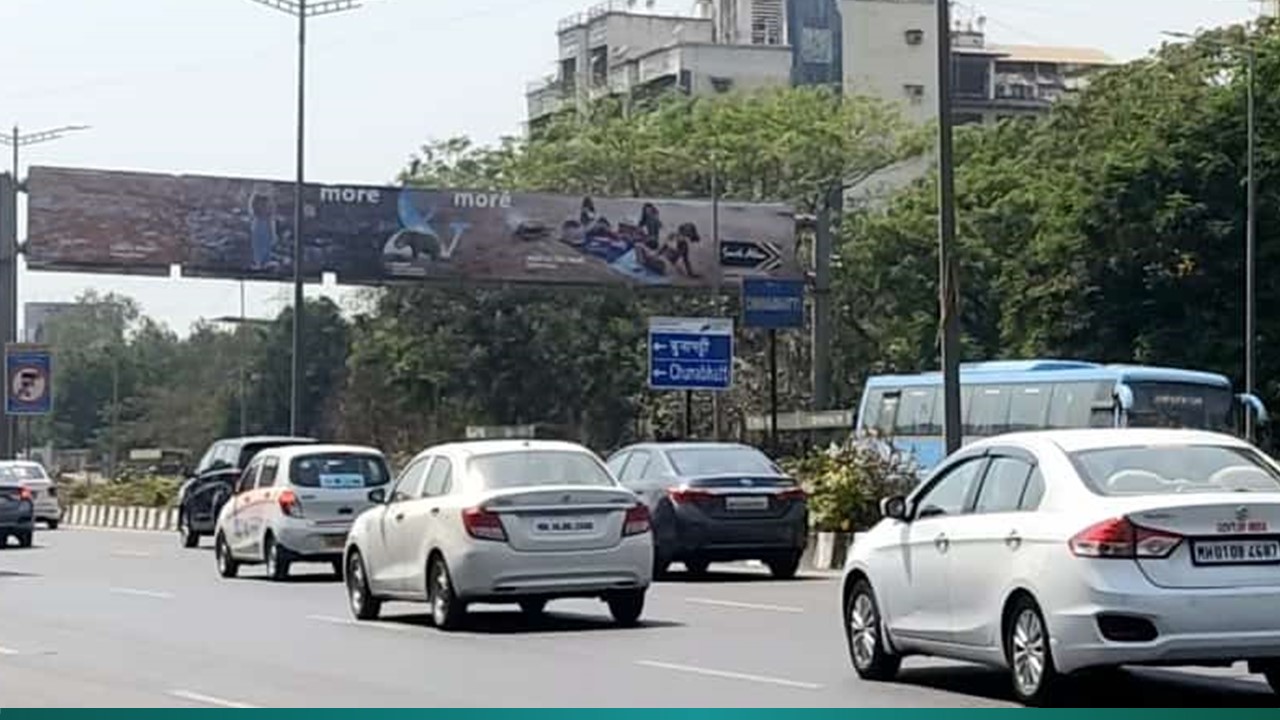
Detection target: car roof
<box><xmin>229</xmin><ymin>436</ymin><xmax>317</xmax><ymax>447</ymax></box>
<box><xmin>423</xmin><ymin>440</ymin><xmax>594</xmax><ymax>459</ymax></box>
<box><xmin>966</xmin><ymin>428</ymin><xmax>1251</xmax><ymax>455</ymax></box>
<box><xmin>615</xmin><ymin>442</ymin><xmax>760</xmax><ymax>454</ymax></box>
<box><xmin>257</xmin><ymin>444</ymin><xmax>384</xmax><ymax>461</ymax></box>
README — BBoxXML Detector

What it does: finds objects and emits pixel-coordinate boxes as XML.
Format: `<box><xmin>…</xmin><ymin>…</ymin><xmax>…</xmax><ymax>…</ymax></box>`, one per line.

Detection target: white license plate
<box><xmin>323</xmin><ymin>535</ymin><xmax>346</xmax><ymax>549</ymax></box>
<box><xmin>532</xmin><ymin>516</ymin><xmax>595</xmax><ymax>535</ymax></box>
<box><xmin>1192</xmin><ymin>540</ymin><xmax>1280</xmax><ymax>565</ymax></box>
<box><xmin>725</xmin><ymin>495</ymin><xmax>770</xmax><ymax>511</ymax></box>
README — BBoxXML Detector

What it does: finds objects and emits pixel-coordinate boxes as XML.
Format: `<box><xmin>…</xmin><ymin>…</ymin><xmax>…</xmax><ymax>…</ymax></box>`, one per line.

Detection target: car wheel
<box><xmin>520</xmin><ymin>599</ymin><xmax>548</xmax><ymax>618</ymax></box>
<box><xmin>845</xmin><ymin>578</ymin><xmax>901</xmax><ymax>681</ymax></box>
<box><xmin>1005</xmin><ymin>595</ymin><xmax>1060</xmax><ymax>706</ymax></box>
<box><xmin>45</xmin><ymin>519</ymin><xmax>59</xmax><ymax>531</ymax></box>
<box><xmin>179</xmin><ymin>514</ymin><xmax>199</xmax><ymax>548</ymax></box>
<box><xmin>652</xmin><ymin>548</ymin><xmax>672</xmax><ymax>579</ymax></box>
<box><xmin>684</xmin><ymin>558</ymin><xmax>710</xmax><ymax>576</ymax></box>
<box><xmin>429</xmin><ymin>556</ymin><xmax>466</xmax><ymax>631</ymax></box>
<box><xmin>215</xmin><ymin>533</ymin><xmax>239</xmax><ymax>578</ymax></box>
<box><xmin>264</xmin><ymin>535</ymin><xmax>291</xmax><ymax>582</ymax></box>
<box><xmin>607</xmin><ymin>589</ymin><xmax>645</xmax><ymax>626</ymax></box>
<box><xmin>15</xmin><ymin>531</ymin><xmax>32</xmax><ymax>549</ymax></box>
<box><xmin>346</xmin><ymin>550</ymin><xmax>382</xmax><ymax>621</ymax></box>
<box><xmin>0</xmin><ymin>535</ymin><xmax>7</xmax><ymax>548</ymax></box>
<box><xmin>767</xmin><ymin>552</ymin><xmax>802</xmax><ymax>580</ymax></box>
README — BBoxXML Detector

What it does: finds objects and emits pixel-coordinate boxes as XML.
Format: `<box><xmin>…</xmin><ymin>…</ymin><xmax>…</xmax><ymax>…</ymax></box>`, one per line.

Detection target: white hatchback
<box><xmin>842</xmin><ymin>428</ymin><xmax>1280</xmax><ymax>705</ymax></box>
<box><xmin>2</xmin><ymin>461</ymin><xmax>59</xmax><ymax>529</ymax></box>
<box><xmin>343</xmin><ymin>440</ymin><xmax>653</xmax><ymax>630</ymax></box>
<box><xmin>214</xmin><ymin>444</ymin><xmax>390</xmax><ymax>581</ymax></box>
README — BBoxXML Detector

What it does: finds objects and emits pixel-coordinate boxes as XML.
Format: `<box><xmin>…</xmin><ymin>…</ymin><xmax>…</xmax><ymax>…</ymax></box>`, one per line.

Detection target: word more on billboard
<box><xmin>25</xmin><ymin>166</ymin><xmax>800</xmax><ymax>289</ymax></box>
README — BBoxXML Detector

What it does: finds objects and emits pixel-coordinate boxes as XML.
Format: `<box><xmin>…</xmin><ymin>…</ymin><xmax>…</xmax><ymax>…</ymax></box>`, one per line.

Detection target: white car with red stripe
<box><xmin>343</xmin><ymin>440</ymin><xmax>652</xmax><ymax>630</ymax></box>
<box><xmin>842</xmin><ymin>428</ymin><xmax>1280</xmax><ymax>705</ymax></box>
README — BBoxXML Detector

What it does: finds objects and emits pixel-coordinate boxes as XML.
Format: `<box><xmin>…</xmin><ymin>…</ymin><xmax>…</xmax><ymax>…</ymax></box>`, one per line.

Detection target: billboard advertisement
<box><xmin>26</xmin><ymin>166</ymin><xmax>800</xmax><ymax>289</ymax></box>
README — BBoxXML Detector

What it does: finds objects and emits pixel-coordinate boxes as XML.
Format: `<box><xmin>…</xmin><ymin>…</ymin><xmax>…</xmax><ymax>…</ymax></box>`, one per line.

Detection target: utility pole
<box><xmin>936</xmin><ymin>0</ymin><xmax>962</xmax><ymax>455</ymax></box>
<box><xmin>245</xmin><ymin>0</ymin><xmax>361</xmax><ymax>436</ymax></box>
<box><xmin>1246</xmin><ymin>47</ymin><xmax>1257</xmax><ymax>442</ymax></box>
<box><xmin>812</xmin><ymin>189</ymin><xmax>837</xmax><ymax>411</ymax></box>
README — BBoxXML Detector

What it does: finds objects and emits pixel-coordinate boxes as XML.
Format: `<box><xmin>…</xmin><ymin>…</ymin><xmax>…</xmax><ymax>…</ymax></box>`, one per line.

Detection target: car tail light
<box><xmin>777</xmin><ymin>487</ymin><xmax>807</xmax><ymax>502</ymax></box>
<box><xmin>623</xmin><ymin>504</ymin><xmax>651</xmax><ymax>536</ymax></box>
<box><xmin>667</xmin><ymin>487</ymin><xmax>715</xmax><ymax>504</ymax></box>
<box><xmin>17</xmin><ymin>486</ymin><xmax>31</xmax><ymax>502</ymax></box>
<box><xmin>463</xmin><ymin>507</ymin><xmax>507</xmax><ymax>541</ymax></box>
<box><xmin>278</xmin><ymin>489</ymin><xmax>304</xmax><ymax>518</ymax></box>
<box><xmin>1069</xmin><ymin>517</ymin><xmax>1182</xmax><ymax>559</ymax></box>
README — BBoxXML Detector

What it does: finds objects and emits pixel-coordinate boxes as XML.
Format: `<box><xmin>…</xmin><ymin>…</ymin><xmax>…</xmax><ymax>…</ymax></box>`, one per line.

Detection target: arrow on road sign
<box><xmin>720</xmin><ymin>240</ymin><xmax>784</xmax><ymax>272</ymax></box>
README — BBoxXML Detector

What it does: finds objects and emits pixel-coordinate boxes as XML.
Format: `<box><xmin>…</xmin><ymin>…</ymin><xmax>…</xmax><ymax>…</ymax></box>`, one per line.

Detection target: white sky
<box><xmin>0</xmin><ymin>0</ymin><xmax>1261</xmax><ymax>334</ymax></box>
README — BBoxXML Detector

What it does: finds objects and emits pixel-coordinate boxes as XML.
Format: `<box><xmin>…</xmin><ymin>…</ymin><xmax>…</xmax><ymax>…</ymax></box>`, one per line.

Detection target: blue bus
<box><xmin>855</xmin><ymin>360</ymin><xmax>1269</xmax><ymax>472</ymax></box>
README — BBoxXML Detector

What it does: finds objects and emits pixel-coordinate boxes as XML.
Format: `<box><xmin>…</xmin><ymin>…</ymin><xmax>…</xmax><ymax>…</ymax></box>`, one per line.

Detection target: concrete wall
<box><xmin>841</xmin><ymin>0</ymin><xmax>937</xmax><ymax>124</ymax></box>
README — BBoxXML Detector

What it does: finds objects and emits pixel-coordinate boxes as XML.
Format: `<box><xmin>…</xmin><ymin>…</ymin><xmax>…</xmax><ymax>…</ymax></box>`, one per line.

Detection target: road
<box><xmin>0</xmin><ymin>528</ymin><xmax>1276</xmax><ymax>708</ymax></box>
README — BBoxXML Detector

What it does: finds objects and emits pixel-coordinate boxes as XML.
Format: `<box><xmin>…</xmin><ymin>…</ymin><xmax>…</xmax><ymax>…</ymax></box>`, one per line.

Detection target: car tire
<box><xmin>607</xmin><ymin>589</ymin><xmax>645</xmax><ymax>626</ymax></box>
<box><xmin>767</xmin><ymin>553</ymin><xmax>802</xmax><ymax>580</ymax></box>
<box><xmin>215</xmin><ymin>533</ymin><xmax>239</xmax><ymax>578</ymax></box>
<box><xmin>179</xmin><ymin>514</ymin><xmax>199</xmax><ymax>549</ymax></box>
<box><xmin>15</xmin><ymin>531</ymin><xmax>32</xmax><ymax>549</ymax></box>
<box><xmin>652</xmin><ymin>548</ymin><xmax>672</xmax><ymax>579</ymax></box>
<box><xmin>845</xmin><ymin>578</ymin><xmax>901</xmax><ymax>681</ymax></box>
<box><xmin>0</xmin><ymin>535</ymin><xmax>7</xmax><ymax>548</ymax></box>
<box><xmin>45</xmin><ymin>519</ymin><xmax>59</xmax><ymax>531</ymax></box>
<box><xmin>346</xmin><ymin>550</ymin><xmax>382</xmax><ymax>621</ymax></box>
<box><xmin>1005</xmin><ymin>595</ymin><xmax>1060</xmax><ymax>706</ymax></box>
<box><xmin>520</xmin><ymin>599</ymin><xmax>548</xmax><ymax>618</ymax></box>
<box><xmin>264</xmin><ymin>535</ymin><xmax>291</xmax><ymax>582</ymax></box>
<box><xmin>684</xmin><ymin>558</ymin><xmax>710</xmax><ymax>576</ymax></box>
<box><xmin>429</xmin><ymin>556</ymin><xmax>466</xmax><ymax>631</ymax></box>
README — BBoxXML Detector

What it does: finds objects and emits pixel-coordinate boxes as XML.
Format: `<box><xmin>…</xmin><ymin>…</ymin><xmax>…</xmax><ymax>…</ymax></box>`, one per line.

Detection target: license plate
<box><xmin>1191</xmin><ymin>539</ymin><xmax>1280</xmax><ymax>565</ymax></box>
<box><xmin>532</xmin><ymin>516</ymin><xmax>595</xmax><ymax>534</ymax></box>
<box><xmin>323</xmin><ymin>535</ymin><xmax>346</xmax><ymax>549</ymax></box>
<box><xmin>725</xmin><ymin>495</ymin><xmax>769</xmax><ymax>512</ymax></box>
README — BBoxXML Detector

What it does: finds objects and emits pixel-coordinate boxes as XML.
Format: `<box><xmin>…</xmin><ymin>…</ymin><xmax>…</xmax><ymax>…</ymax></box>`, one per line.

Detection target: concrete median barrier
<box><xmin>63</xmin><ymin>505</ymin><xmax>179</xmax><ymax>532</ymax></box>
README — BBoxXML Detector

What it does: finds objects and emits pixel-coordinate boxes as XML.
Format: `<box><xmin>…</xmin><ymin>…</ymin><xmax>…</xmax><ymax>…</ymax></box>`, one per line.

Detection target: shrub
<box><xmin>62</xmin><ymin>476</ymin><xmax>182</xmax><ymax>508</ymax></box>
<box><xmin>782</xmin><ymin>440</ymin><xmax>919</xmax><ymax>533</ymax></box>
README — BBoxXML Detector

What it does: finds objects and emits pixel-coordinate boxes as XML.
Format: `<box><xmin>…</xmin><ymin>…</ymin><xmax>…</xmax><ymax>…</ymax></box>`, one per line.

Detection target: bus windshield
<box><xmin>1126</xmin><ymin>382</ymin><xmax>1234</xmax><ymax>433</ymax></box>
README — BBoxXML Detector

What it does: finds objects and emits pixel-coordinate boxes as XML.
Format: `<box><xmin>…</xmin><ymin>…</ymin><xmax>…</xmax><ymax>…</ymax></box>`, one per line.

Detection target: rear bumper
<box><xmin>663</xmin><ymin>509</ymin><xmax>808</xmax><ymax>561</ymax></box>
<box><xmin>451</xmin><ymin>535</ymin><xmax>652</xmax><ymax>601</ymax></box>
<box><xmin>0</xmin><ymin>507</ymin><xmax>34</xmax><ymax>534</ymax></box>
<box><xmin>33</xmin><ymin>497</ymin><xmax>60</xmax><ymax>521</ymax></box>
<box><xmin>275</xmin><ymin>521</ymin><xmax>352</xmax><ymax>560</ymax></box>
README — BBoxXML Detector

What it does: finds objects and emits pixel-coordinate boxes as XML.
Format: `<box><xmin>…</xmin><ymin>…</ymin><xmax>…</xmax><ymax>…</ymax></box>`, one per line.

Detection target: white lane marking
<box><xmin>110</xmin><ymin>550</ymin><xmax>153</xmax><ymax>558</ymax></box>
<box><xmin>686</xmin><ymin>597</ymin><xmax>804</xmax><ymax>614</ymax></box>
<box><xmin>168</xmin><ymin>690</ymin><xmax>260</xmax><ymax>709</ymax></box>
<box><xmin>109</xmin><ymin>587</ymin><xmax>174</xmax><ymax>600</ymax></box>
<box><xmin>306</xmin><ymin>614</ymin><xmax>417</xmax><ymax>633</ymax></box>
<box><xmin>0</xmin><ymin>646</ymin><xmax>19</xmax><ymax>656</ymax></box>
<box><xmin>636</xmin><ymin>660</ymin><xmax>823</xmax><ymax>690</ymax></box>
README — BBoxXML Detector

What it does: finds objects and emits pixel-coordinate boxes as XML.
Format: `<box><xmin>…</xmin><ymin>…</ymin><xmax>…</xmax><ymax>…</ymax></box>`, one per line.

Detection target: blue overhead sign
<box><xmin>5</xmin><ymin>344</ymin><xmax>53</xmax><ymax>416</ymax></box>
<box><xmin>648</xmin><ymin>317</ymin><xmax>734</xmax><ymax>392</ymax></box>
<box><xmin>742</xmin><ymin>278</ymin><xmax>805</xmax><ymax>329</ymax></box>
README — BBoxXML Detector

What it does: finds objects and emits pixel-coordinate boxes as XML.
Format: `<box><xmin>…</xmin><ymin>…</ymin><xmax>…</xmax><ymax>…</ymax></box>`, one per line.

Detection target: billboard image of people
<box><xmin>25</xmin><ymin>166</ymin><xmax>799</xmax><ymax>288</ymax></box>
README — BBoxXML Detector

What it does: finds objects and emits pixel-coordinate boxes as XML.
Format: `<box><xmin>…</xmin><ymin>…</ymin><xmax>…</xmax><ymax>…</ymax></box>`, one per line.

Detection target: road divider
<box><xmin>63</xmin><ymin>505</ymin><xmax>179</xmax><ymax>532</ymax></box>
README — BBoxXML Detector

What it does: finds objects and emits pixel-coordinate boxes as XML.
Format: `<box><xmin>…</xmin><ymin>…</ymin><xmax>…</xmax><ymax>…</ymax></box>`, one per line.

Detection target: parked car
<box><xmin>0</xmin><ymin>475</ymin><xmax>34</xmax><ymax>548</ymax></box>
<box><xmin>605</xmin><ymin>442</ymin><xmax>808</xmax><ymax>579</ymax></box>
<box><xmin>1</xmin><ymin>461</ymin><xmax>59</xmax><ymax>529</ymax></box>
<box><xmin>177</xmin><ymin>436</ymin><xmax>315</xmax><ymax>548</ymax></box>
<box><xmin>343</xmin><ymin>440</ymin><xmax>652</xmax><ymax>629</ymax></box>
<box><xmin>214</xmin><ymin>444</ymin><xmax>390</xmax><ymax>581</ymax></box>
<box><xmin>843</xmin><ymin>428</ymin><xmax>1280</xmax><ymax>705</ymax></box>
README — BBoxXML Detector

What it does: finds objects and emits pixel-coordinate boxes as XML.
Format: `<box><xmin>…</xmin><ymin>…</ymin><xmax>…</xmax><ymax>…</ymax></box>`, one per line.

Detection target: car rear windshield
<box><xmin>667</xmin><ymin>447</ymin><xmax>780</xmax><ymax>477</ymax></box>
<box><xmin>290</xmin><ymin>453</ymin><xmax>390</xmax><ymax>489</ymax></box>
<box><xmin>1</xmin><ymin>465</ymin><xmax>47</xmax><ymax>481</ymax></box>
<box><xmin>1070</xmin><ymin>444</ymin><xmax>1280</xmax><ymax>496</ymax></box>
<box><xmin>470</xmin><ymin>451</ymin><xmax>615</xmax><ymax>491</ymax></box>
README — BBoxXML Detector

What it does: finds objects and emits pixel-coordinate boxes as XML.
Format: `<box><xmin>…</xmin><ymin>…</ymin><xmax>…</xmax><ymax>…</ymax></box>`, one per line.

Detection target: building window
<box><xmin>952</xmin><ymin>55</ymin><xmax>990</xmax><ymax>99</ymax></box>
<box><xmin>905</xmin><ymin>29</ymin><xmax>924</xmax><ymax>46</ymax></box>
<box><xmin>903</xmin><ymin>84</ymin><xmax>925</xmax><ymax>103</ymax></box>
<box><xmin>560</xmin><ymin>57</ymin><xmax>577</xmax><ymax>88</ymax></box>
<box><xmin>710</xmin><ymin>76</ymin><xmax>734</xmax><ymax>93</ymax></box>
<box><xmin>590</xmin><ymin>46</ymin><xmax>608</xmax><ymax>86</ymax></box>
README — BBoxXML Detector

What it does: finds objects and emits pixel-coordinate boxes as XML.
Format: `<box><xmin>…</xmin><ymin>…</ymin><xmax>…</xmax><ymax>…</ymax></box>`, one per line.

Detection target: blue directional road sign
<box><xmin>742</xmin><ymin>278</ymin><xmax>805</xmax><ymax>329</ymax></box>
<box><xmin>5</xmin><ymin>343</ymin><xmax>52</xmax><ymax>416</ymax></box>
<box><xmin>648</xmin><ymin>317</ymin><xmax>734</xmax><ymax>392</ymax></box>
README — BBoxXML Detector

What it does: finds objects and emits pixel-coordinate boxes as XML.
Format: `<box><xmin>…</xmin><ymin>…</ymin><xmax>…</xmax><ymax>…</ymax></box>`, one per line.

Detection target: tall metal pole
<box><xmin>1246</xmin><ymin>48</ymin><xmax>1257</xmax><ymax>443</ymax></box>
<box><xmin>768</xmin><ymin>328</ymin><xmax>779</xmax><ymax>456</ymax></box>
<box><xmin>239</xmin><ymin>280</ymin><xmax>249</xmax><ymax>435</ymax></box>
<box><xmin>936</xmin><ymin>0</ymin><xmax>962</xmax><ymax>455</ymax></box>
<box><xmin>711</xmin><ymin>159</ymin><xmax>723</xmax><ymax>441</ymax></box>
<box><xmin>812</xmin><ymin>190</ymin><xmax>835</xmax><ymax>411</ymax></box>
<box><xmin>290</xmin><ymin>0</ymin><xmax>307</xmax><ymax>437</ymax></box>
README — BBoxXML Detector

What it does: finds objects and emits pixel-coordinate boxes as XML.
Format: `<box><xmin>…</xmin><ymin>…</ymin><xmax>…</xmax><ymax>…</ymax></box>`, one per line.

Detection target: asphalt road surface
<box><xmin>0</xmin><ymin>527</ymin><xmax>1276</xmax><ymax>708</ymax></box>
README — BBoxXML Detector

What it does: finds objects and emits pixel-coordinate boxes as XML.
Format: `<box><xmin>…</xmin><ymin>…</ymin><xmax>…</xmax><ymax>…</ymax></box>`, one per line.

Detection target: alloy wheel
<box><xmin>1011</xmin><ymin>608</ymin><xmax>1047</xmax><ymax>697</ymax></box>
<box><xmin>848</xmin><ymin>592</ymin><xmax>879</xmax><ymax>670</ymax></box>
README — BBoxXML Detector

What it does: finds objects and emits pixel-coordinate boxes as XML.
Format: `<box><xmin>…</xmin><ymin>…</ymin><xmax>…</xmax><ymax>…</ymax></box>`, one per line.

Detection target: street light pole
<box><xmin>1246</xmin><ymin>47</ymin><xmax>1257</xmax><ymax>442</ymax></box>
<box><xmin>245</xmin><ymin>0</ymin><xmax>360</xmax><ymax>436</ymax></box>
<box><xmin>935</xmin><ymin>0</ymin><xmax>962</xmax><ymax>455</ymax></box>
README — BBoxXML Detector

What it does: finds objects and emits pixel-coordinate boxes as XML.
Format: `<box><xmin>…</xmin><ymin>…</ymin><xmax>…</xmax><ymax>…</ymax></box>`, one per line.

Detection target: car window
<box><xmin>606</xmin><ymin>452</ymin><xmax>630</xmax><ymax>478</ymax></box>
<box><xmin>391</xmin><ymin>459</ymin><xmax>430</xmax><ymax>501</ymax></box>
<box><xmin>422</xmin><ymin>458</ymin><xmax>453</xmax><ymax>498</ymax></box>
<box><xmin>915</xmin><ymin>457</ymin><xmax>986</xmax><ymax>519</ymax></box>
<box><xmin>619</xmin><ymin>451</ymin><xmax>650</xmax><ymax>485</ymax></box>
<box><xmin>666</xmin><ymin>447</ymin><xmax>778</xmax><ymax>476</ymax></box>
<box><xmin>196</xmin><ymin>444</ymin><xmax>219</xmax><ymax>474</ymax></box>
<box><xmin>1021</xmin><ymin>467</ymin><xmax>1046</xmax><ymax>510</ymax></box>
<box><xmin>974</xmin><ymin>456</ymin><xmax>1034</xmax><ymax>514</ymax></box>
<box><xmin>470</xmin><ymin>451</ymin><xmax>615</xmax><ymax>490</ymax></box>
<box><xmin>209</xmin><ymin>443</ymin><xmax>235</xmax><ymax>472</ymax></box>
<box><xmin>1070</xmin><ymin>444</ymin><xmax>1280</xmax><ymax>496</ymax></box>
<box><xmin>235</xmin><ymin>461</ymin><xmax>259</xmax><ymax>494</ymax></box>
<box><xmin>256</xmin><ymin>457</ymin><xmax>280</xmax><ymax>489</ymax></box>
<box><xmin>291</xmin><ymin>453</ymin><xmax>390</xmax><ymax>489</ymax></box>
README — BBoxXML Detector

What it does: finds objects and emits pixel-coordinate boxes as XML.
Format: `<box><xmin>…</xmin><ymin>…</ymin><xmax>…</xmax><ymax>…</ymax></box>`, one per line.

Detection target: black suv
<box><xmin>176</xmin><ymin>436</ymin><xmax>315</xmax><ymax>548</ymax></box>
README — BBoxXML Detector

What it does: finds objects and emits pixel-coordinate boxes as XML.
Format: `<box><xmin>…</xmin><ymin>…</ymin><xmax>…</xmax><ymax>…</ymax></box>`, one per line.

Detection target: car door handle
<box><xmin>934</xmin><ymin>534</ymin><xmax>949</xmax><ymax>552</ymax></box>
<box><xmin>1006</xmin><ymin>531</ymin><xmax>1022</xmax><ymax>549</ymax></box>
<box><xmin>394</xmin><ymin>513</ymin><xmax>405</xmax><ymax>522</ymax></box>
<box><xmin>430</xmin><ymin>508</ymin><xmax>440</xmax><ymax>516</ymax></box>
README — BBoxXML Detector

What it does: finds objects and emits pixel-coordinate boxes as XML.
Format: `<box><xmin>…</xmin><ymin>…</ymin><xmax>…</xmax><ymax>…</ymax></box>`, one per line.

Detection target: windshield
<box><xmin>1070</xmin><ymin>445</ymin><xmax>1280</xmax><ymax>496</ymax></box>
<box><xmin>0</xmin><ymin>465</ymin><xmax>48</xmax><ymax>481</ymax></box>
<box><xmin>290</xmin><ymin>453</ymin><xmax>390</xmax><ymax>488</ymax></box>
<box><xmin>667</xmin><ymin>447</ymin><xmax>779</xmax><ymax>477</ymax></box>
<box><xmin>470</xmin><ymin>451</ymin><xmax>615</xmax><ymax>490</ymax></box>
<box><xmin>1126</xmin><ymin>382</ymin><xmax>1234</xmax><ymax>433</ymax></box>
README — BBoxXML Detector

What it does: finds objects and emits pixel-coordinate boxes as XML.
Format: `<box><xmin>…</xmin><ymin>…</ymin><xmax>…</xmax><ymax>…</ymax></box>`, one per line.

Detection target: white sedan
<box><xmin>842</xmin><ymin>428</ymin><xmax>1280</xmax><ymax>705</ymax></box>
<box><xmin>343</xmin><ymin>440</ymin><xmax>653</xmax><ymax>630</ymax></box>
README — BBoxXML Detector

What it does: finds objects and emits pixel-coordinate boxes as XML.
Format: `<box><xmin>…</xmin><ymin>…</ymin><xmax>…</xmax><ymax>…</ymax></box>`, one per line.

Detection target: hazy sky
<box><xmin>0</xmin><ymin>0</ymin><xmax>1261</xmax><ymax>334</ymax></box>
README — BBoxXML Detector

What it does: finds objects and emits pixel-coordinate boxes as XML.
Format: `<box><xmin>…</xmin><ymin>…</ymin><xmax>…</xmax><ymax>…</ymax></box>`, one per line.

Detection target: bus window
<box><xmin>895</xmin><ymin>388</ymin><xmax>937</xmax><ymax>436</ymax></box>
<box><xmin>1008</xmin><ymin>385</ymin><xmax>1050</xmax><ymax>431</ymax></box>
<box><xmin>966</xmin><ymin>385</ymin><xmax>1013</xmax><ymax>436</ymax></box>
<box><xmin>1047</xmin><ymin>381</ymin><xmax>1113</xmax><ymax>428</ymax></box>
<box><xmin>860</xmin><ymin>389</ymin><xmax>901</xmax><ymax>435</ymax></box>
<box><xmin>1127</xmin><ymin>382</ymin><xmax>1233</xmax><ymax>432</ymax></box>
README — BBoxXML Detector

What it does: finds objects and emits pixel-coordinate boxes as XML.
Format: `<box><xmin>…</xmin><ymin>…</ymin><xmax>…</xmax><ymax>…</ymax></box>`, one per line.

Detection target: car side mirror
<box><xmin>880</xmin><ymin>495</ymin><xmax>909</xmax><ymax>522</ymax></box>
<box><xmin>368</xmin><ymin>488</ymin><xmax>386</xmax><ymax>504</ymax></box>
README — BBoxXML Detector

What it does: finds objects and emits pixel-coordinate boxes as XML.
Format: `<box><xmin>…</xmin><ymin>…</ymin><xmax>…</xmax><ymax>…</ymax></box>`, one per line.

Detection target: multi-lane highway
<box><xmin>0</xmin><ymin>527</ymin><xmax>1276</xmax><ymax>708</ymax></box>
